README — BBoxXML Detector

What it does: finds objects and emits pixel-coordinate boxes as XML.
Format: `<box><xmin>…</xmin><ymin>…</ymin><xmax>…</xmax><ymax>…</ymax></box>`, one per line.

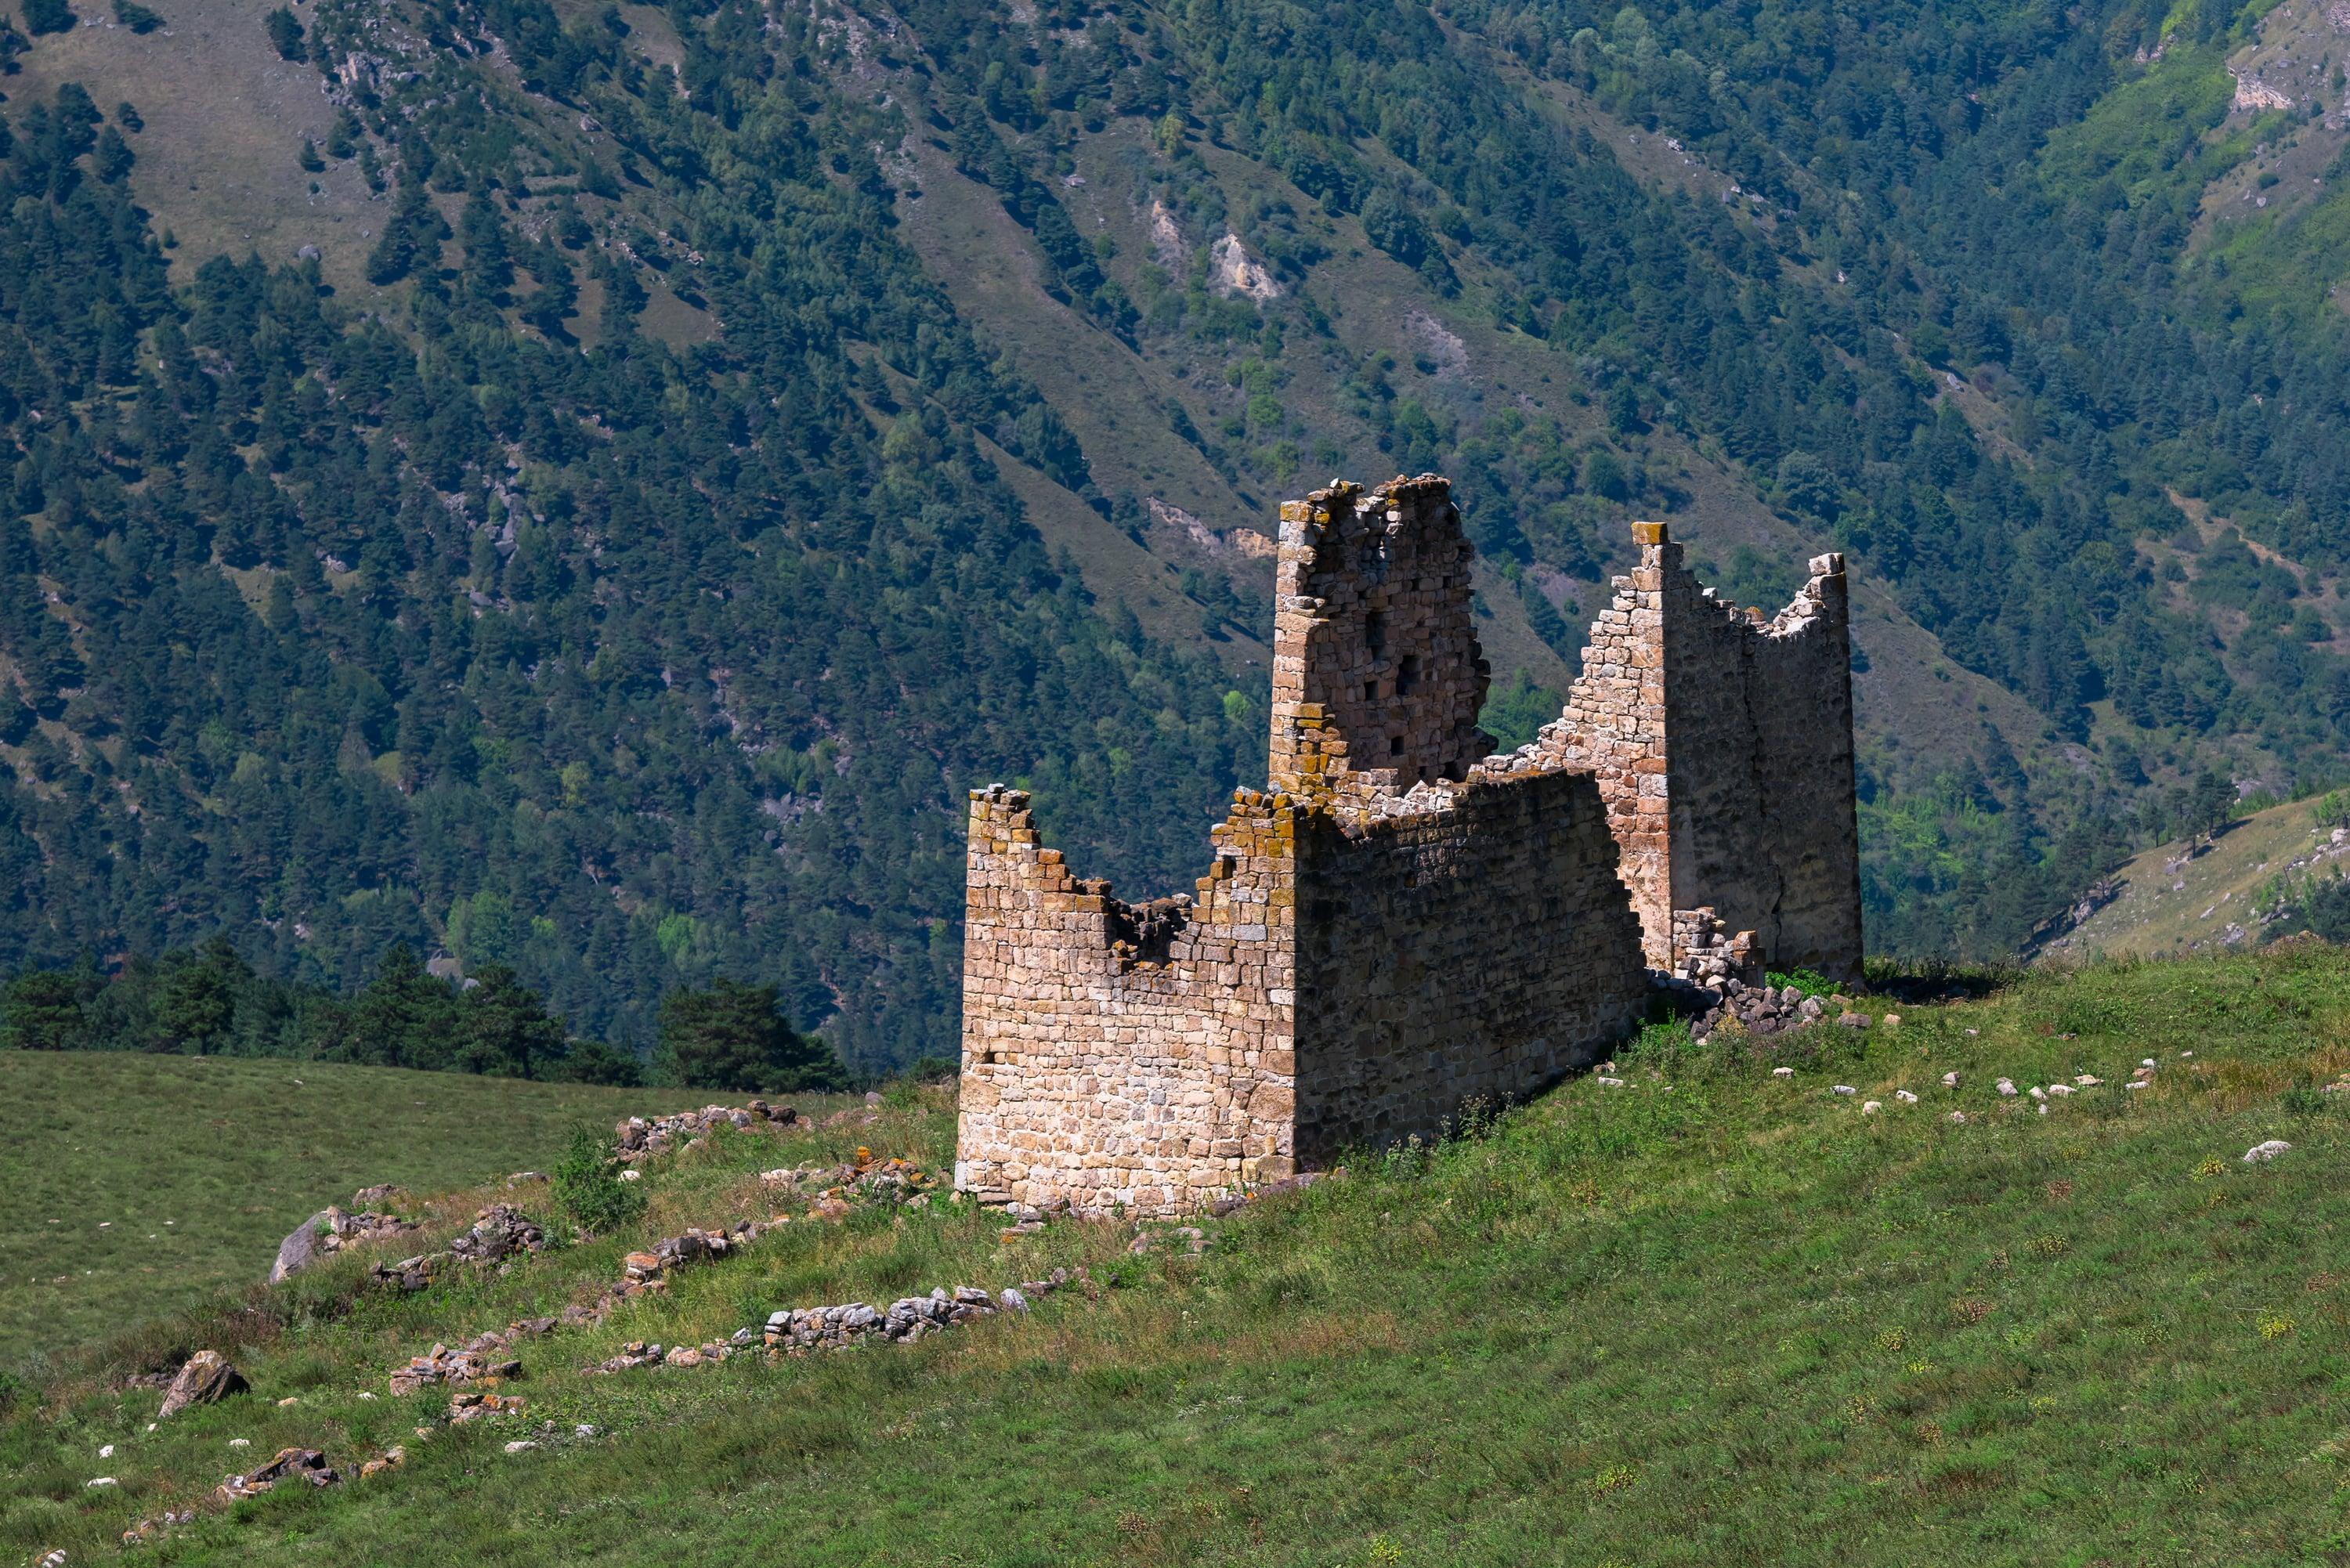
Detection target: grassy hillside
<box><xmin>0</xmin><ymin>1053</ymin><xmax>716</xmax><ymax>1371</ymax></box>
<box><xmin>2040</xmin><ymin>793</ymin><xmax>2350</xmax><ymax>960</ymax></box>
<box><xmin>6</xmin><ymin>950</ymin><xmax>2350</xmax><ymax>1564</ymax></box>
<box><xmin>19</xmin><ymin>0</ymin><xmax>2350</xmax><ymax>1068</ymax></box>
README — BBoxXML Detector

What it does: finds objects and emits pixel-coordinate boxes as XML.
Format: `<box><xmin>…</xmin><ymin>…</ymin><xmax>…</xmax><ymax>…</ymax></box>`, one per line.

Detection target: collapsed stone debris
<box><xmin>1684</xmin><ymin>979</ymin><xmax>1873</xmax><ymax>1042</ymax></box>
<box><xmin>216</xmin><ymin>1446</ymin><xmax>338</xmax><ymax>1501</ymax></box>
<box><xmin>616</xmin><ymin>1100</ymin><xmax>796</xmax><ymax>1163</ymax></box>
<box><xmin>371</xmin><ymin>1204</ymin><xmax>546</xmax><ymax>1293</ymax></box>
<box><xmin>959</xmin><ymin>476</ymin><xmax>1862</xmax><ymax>1216</ymax></box>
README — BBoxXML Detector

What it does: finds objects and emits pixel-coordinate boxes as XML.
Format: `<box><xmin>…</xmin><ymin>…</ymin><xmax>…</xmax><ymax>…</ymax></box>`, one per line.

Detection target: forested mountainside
<box><xmin>0</xmin><ymin>0</ymin><xmax>2346</xmax><ymax>1067</ymax></box>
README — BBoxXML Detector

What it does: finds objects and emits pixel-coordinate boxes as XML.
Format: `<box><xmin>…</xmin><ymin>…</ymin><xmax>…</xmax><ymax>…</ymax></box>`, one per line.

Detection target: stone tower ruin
<box><xmin>956</xmin><ymin>475</ymin><xmax>1860</xmax><ymax>1216</ymax></box>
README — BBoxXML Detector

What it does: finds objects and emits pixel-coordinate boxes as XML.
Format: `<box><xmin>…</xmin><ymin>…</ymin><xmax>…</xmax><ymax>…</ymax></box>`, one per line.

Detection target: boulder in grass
<box><xmin>2243</xmin><ymin>1140</ymin><xmax>2293</xmax><ymax>1164</ymax></box>
<box><xmin>158</xmin><ymin>1351</ymin><xmax>249</xmax><ymax>1419</ymax></box>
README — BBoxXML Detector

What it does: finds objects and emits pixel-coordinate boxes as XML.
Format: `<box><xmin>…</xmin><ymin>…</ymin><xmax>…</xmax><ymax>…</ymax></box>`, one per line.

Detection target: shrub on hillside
<box><xmin>20</xmin><ymin>0</ymin><xmax>74</xmax><ymax>36</ymax></box>
<box><xmin>551</xmin><ymin>1125</ymin><xmax>644</xmax><ymax>1237</ymax></box>
<box><xmin>262</xmin><ymin>5</ymin><xmax>302</xmax><ymax>60</ymax></box>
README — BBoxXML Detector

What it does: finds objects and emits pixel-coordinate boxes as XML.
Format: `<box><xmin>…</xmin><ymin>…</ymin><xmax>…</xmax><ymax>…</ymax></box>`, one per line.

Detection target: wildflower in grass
<box><xmin>1367</xmin><ymin>1535</ymin><xmax>1405</xmax><ymax>1566</ymax></box>
<box><xmin>2029</xmin><ymin>1234</ymin><xmax>2069</xmax><ymax>1257</ymax></box>
<box><xmin>1913</xmin><ymin>1420</ymin><xmax>1945</xmax><ymax>1447</ymax></box>
<box><xmin>2028</xmin><ymin>1396</ymin><xmax>2056</xmax><ymax>1414</ymax></box>
<box><xmin>2193</xmin><ymin>1156</ymin><xmax>2227</xmax><ymax>1180</ymax></box>
<box><xmin>1590</xmin><ymin>1462</ymin><xmax>1638</xmax><ymax>1494</ymax></box>
<box><xmin>1875</xmin><ymin>1328</ymin><xmax>1906</xmax><ymax>1352</ymax></box>
<box><xmin>2259</xmin><ymin>1313</ymin><xmax>2295</xmax><ymax>1340</ymax></box>
<box><xmin>1845</xmin><ymin>1393</ymin><xmax>1877</xmax><ymax>1421</ymax></box>
<box><xmin>1906</xmin><ymin>1359</ymin><xmax>1937</xmax><ymax>1375</ymax></box>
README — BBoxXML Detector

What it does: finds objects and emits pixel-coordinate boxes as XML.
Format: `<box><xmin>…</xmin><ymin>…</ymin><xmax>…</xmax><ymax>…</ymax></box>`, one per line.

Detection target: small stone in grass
<box><xmin>503</xmin><ymin>1440</ymin><xmax>538</xmax><ymax>1455</ymax></box>
<box><xmin>2243</xmin><ymin>1140</ymin><xmax>2292</xmax><ymax>1164</ymax></box>
<box><xmin>1595</xmin><ymin>1075</ymin><xmax>1625</xmax><ymax>1087</ymax></box>
<box><xmin>99</xmin><ymin>1444</ymin><xmax>114</xmax><ymax>1458</ymax></box>
<box><xmin>87</xmin><ymin>1476</ymin><xmax>117</xmax><ymax>1488</ymax></box>
<box><xmin>1831</xmin><ymin>1085</ymin><xmax>1855</xmax><ymax>1096</ymax></box>
<box><xmin>1861</xmin><ymin>1100</ymin><xmax>1882</xmax><ymax>1115</ymax></box>
<box><xmin>1941</xmin><ymin>1071</ymin><xmax>1959</xmax><ymax>1088</ymax></box>
<box><xmin>1997</xmin><ymin>1079</ymin><xmax>2017</xmax><ymax>1097</ymax></box>
<box><xmin>1948</xmin><ymin>1111</ymin><xmax>1968</xmax><ymax>1124</ymax></box>
<box><xmin>1771</xmin><ymin>1066</ymin><xmax>1794</xmax><ymax>1078</ymax></box>
<box><xmin>1895</xmin><ymin>1089</ymin><xmax>1918</xmax><ymax>1104</ymax></box>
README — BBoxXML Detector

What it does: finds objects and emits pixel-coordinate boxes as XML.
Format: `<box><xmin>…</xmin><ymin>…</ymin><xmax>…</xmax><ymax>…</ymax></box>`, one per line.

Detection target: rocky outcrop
<box><xmin>270</xmin><ymin>1201</ymin><xmax>421</xmax><ymax>1284</ymax></box>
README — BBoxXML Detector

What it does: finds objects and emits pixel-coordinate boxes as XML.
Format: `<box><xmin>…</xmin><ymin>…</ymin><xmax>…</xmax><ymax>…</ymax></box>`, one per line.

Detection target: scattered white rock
<box><xmin>357</xmin><ymin>1393</ymin><xmax>376</xmax><ymax>1401</ymax></box>
<box><xmin>503</xmin><ymin>1440</ymin><xmax>539</xmax><ymax>1455</ymax></box>
<box><xmin>2125</xmin><ymin>1081</ymin><xmax>2149</xmax><ymax>1091</ymax></box>
<box><xmin>1895</xmin><ymin>1089</ymin><xmax>1918</xmax><ymax>1104</ymax></box>
<box><xmin>277</xmin><ymin>1396</ymin><xmax>301</xmax><ymax>1407</ymax></box>
<box><xmin>1941</xmin><ymin>1071</ymin><xmax>1959</xmax><ymax>1088</ymax></box>
<box><xmin>2028</xmin><ymin>1086</ymin><xmax>2048</xmax><ymax>1101</ymax></box>
<box><xmin>2243</xmin><ymin>1140</ymin><xmax>2293</xmax><ymax>1164</ymax></box>
<box><xmin>229</xmin><ymin>1439</ymin><xmax>250</xmax><ymax>1449</ymax></box>
<box><xmin>2048</xmin><ymin>1084</ymin><xmax>2073</xmax><ymax>1098</ymax></box>
<box><xmin>1596</xmin><ymin>1075</ymin><xmax>1626</xmax><ymax>1088</ymax></box>
<box><xmin>98</xmin><ymin>1444</ymin><xmax>114</xmax><ymax>1458</ymax></box>
<box><xmin>619</xmin><ymin>1169</ymin><xmax>643</xmax><ymax>1183</ymax></box>
<box><xmin>2142</xmin><ymin>1058</ymin><xmax>2157</xmax><ymax>1068</ymax></box>
<box><xmin>1771</xmin><ymin>1066</ymin><xmax>1795</xmax><ymax>1078</ymax></box>
<box><xmin>1966</xmin><ymin>1028</ymin><xmax>1979</xmax><ymax>1037</ymax></box>
<box><xmin>573</xmin><ymin>1424</ymin><xmax>599</xmax><ymax>1440</ymax></box>
<box><xmin>1997</xmin><ymin>1079</ymin><xmax>2017</xmax><ymax>1097</ymax></box>
<box><xmin>2074</xmin><ymin>1075</ymin><xmax>2101</xmax><ymax>1087</ymax></box>
<box><xmin>1831</xmin><ymin>1085</ymin><xmax>1856</xmax><ymax>1096</ymax></box>
<box><xmin>1861</xmin><ymin>1100</ymin><xmax>1882</xmax><ymax>1115</ymax></box>
<box><xmin>2181</xmin><ymin>1051</ymin><xmax>2194</xmax><ymax>1059</ymax></box>
<box><xmin>86</xmin><ymin>1477</ymin><xmax>117</xmax><ymax>1489</ymax></box>
<box><xmin>1948</xmin><ymin>1111</ymin><xmax>1968</xmax><ymax>1123</ymax></box>
<box><xmin>2037</xmin><ymin>1104</ymin><xmax>2048</xmax><ymax>1117</ymax></box>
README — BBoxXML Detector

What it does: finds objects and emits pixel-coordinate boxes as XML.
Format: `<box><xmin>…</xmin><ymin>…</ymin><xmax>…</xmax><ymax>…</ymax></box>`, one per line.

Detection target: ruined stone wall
<box><xmin>1270</xmin><ymin>476</ymin><xmax>1492</xmax><ymax>806</ymax></box>
<box><xmin>1511</xmin><ymin>520</ymin><xmax>1672</xmax><ymax>964</ymax></box>
<box><xmin>1492</xmin><ymin>524</ymin><xmax>1859</xmax><ymax>978</ymax></box>
<box><xmin>954</xmin><ymin>482</ymin><xmax>1862</xmax><ymax>1217</ymax></box>
<box><xmin>1745</xmin><ymin>572</ymin><xmax>1864</xmax><ymax>976</ymax></box>
<box><xmin>1290</xmin><ymin>771</ymin><xmax>1647</xmax><ymax>1162</ymax></box>
<box><xmin>954</xmin><ymin>785</ymin><xmax>1297</xmax><ymax>1214</ymax></box>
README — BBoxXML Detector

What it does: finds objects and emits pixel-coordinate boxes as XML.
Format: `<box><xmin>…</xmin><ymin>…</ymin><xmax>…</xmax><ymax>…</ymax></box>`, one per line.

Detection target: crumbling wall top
<box><xmin>1268</xmin><ymin>475</ymin><xmax>1492</xmax><ymax>809</ymax></box>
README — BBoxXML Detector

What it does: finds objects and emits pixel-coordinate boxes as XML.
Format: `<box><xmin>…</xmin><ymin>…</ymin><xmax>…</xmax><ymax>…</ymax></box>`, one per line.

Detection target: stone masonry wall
<box><xmin>1290</xmin><ymin>769</ymin><xmax>1647</xmax><ymax>1162</ymax></box>
<box><xmin>1270</xmin><ymin>475</ymin><xmax>1492</xmax><ymax>807</ymax></box>
<box><xmin>956</xmin><ymin>480</ymin><xmax>1862</xmax><ymax>1216</ymax></box>
<box><xmin>1495</xmin><ymin>522</ymin><xmax>1860</xmax><ymax>979</ymax></box>
<box><xmin>955</xmin><ymin>785</ymin><xmax>1298</xmax><ymax>1214</ymax></box>
<box><xmin>1657</xmin><ymin>536</ymin><xmax>1860</xmax><ymax>980</ymax></box>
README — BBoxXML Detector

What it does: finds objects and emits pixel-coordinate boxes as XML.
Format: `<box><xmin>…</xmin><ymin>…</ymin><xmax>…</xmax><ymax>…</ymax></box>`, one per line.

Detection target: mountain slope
<box><xmin>2</xmin><ymin>0</ymin><xmax>2350</xmax><ymax>1063</ymax></box>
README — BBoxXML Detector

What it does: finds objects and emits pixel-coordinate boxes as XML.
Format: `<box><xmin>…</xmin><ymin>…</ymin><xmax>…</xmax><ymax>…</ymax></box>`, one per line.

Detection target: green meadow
<box><xmin>6</xmin><ymin>949</ymin><xmax>2350</xmax><ymax>1564</ymax></box>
